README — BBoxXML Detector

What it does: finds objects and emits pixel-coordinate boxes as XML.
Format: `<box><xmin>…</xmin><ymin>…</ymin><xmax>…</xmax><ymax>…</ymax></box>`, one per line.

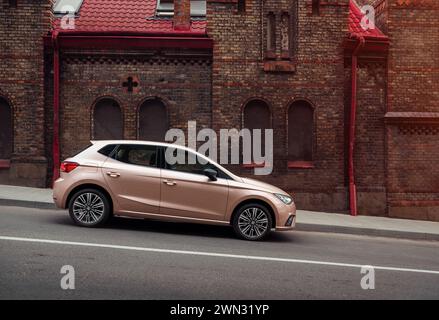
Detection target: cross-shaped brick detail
<box><xmin>122</xmin><ymin>76</ymin><xmax>139</xmax><ymax>93</ymax></box>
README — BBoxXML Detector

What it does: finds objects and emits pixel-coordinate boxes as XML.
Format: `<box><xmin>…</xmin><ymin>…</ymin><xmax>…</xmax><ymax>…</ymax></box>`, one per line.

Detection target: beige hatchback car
<box><xmin>53</xmin><ymin>141</ymin><xmax>296</xmax><ymax>240</ymax></box>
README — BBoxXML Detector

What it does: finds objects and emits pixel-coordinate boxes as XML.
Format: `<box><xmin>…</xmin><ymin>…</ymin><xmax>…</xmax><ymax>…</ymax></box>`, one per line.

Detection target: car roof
<box><xmin>91</xmin><ymin>140</ymin><xmax>182</xmax><ymax>148</ymax></box>
<box><xmin>90</xmin><ymin>140</ymin><xmax>242</xmax><ymax>181</ymax></box>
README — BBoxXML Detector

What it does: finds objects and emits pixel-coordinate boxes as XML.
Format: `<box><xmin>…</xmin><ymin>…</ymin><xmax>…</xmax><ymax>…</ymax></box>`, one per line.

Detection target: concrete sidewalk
<box><xmin>1</xmin><ymin>184</ymin><xmax>438</xmax><ymax>241</ymax></box>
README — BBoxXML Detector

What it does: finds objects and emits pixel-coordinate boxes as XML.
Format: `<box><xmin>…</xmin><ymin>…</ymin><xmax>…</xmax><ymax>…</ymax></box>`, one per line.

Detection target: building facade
<box><xmin>0</xmin><ymin>0</ymin><xmax>438</xmax><ymax>220</ymax></box>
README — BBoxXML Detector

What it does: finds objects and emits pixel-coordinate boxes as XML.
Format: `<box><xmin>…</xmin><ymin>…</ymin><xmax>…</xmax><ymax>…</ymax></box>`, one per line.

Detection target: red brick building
<box><xmin>0</xmin><ymin>0</ymin><xmax>438</xmax><ymax>220</ymax></box>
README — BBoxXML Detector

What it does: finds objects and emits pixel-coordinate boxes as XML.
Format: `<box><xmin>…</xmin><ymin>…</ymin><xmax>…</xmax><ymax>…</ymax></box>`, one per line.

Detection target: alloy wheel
<box><xmin>238</xmin><ymin>207</ymin><xmax>269</xmax><ymax>239</ymax></box>
<box><xmin>72</xmin><ymin>192</ymin><xmax>105</xmax><ymax>224</ymax></box>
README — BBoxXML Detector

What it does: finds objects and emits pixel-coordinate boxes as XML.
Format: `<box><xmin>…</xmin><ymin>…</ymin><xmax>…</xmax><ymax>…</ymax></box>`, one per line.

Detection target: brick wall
<box><xmin>207</xmin><ymin>0</ymin><xmax>350</xmax><ymax>211</ymax></box>
<box><xmin>385</xmin><ymin>0</ymin><xmax>439</xmax><ymax>221</ymax></box>
<box><xmin>0</xmin><ymin>0</ymin><xmax>52</xmax><ymax>187</ymax></box>
<box><xmin>56</xmin><ymin>50</ymin><xmax>212</xmax><ymax>160</ymax></box>
<box><xmin>349</xmin><ymin>60</ymin><xmax>387</xmax><ymax>215</ymax></box>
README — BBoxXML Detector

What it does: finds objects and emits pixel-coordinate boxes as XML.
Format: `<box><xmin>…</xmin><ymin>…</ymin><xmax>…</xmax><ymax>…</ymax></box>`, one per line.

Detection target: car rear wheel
<box><xmin>68</xmin><ymin>189</ymin><xmax>111</xmax><ymax>227</ymax></box>
<box><xmin>232</xmin><ymin>203</ymin><xmax>272</xmax><ymax>241</ymax></box>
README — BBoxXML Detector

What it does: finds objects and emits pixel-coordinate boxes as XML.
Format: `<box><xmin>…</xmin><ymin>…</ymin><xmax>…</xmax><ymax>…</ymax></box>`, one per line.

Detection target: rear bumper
<box><xmin>52</xmin><ymin>177</ymin><xmax>68</xmax><ymax>209</ymax></box>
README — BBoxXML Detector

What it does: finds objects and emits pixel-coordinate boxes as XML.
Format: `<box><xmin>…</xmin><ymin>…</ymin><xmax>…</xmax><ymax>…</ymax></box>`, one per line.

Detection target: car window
<box><xmin>113</xmin><ymin>145</ymin><xmax>157</xmax><ymax>168</ymax></box>
<box><xmin>98</xmin><ymin>144</ymin><xmax>117</xmax><ymax>157</ymax></box>
<box><xmin>164</xmin><ymin>148</ymin><xmax>230</xmax><ymax>179</ymax></box>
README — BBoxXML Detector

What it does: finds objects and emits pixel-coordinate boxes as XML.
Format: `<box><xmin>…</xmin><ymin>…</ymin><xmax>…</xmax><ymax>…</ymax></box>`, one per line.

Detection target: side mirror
<box><xmin>203</xmin><ymin>168</ymin><xmax>218</xmax><ymax>181</ymax></box>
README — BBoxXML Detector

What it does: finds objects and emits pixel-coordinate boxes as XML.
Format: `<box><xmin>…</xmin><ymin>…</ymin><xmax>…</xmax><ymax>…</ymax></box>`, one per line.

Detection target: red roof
<box><xmin>348</xmin><ymin>0</ymin><xmax>387</xmax><ymax>39</ymax></box>
<box><xmin>53</xmin><ymin>0</ymin><xmax>206</xmax><ymax>35</ymax></box>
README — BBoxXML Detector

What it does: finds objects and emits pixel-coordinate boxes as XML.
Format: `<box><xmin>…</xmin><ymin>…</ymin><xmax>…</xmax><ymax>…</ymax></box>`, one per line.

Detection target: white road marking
<box><xmin>1</xmin><ymin>235</ymin><xmax>439</xmax><ymax>275</ymax></box>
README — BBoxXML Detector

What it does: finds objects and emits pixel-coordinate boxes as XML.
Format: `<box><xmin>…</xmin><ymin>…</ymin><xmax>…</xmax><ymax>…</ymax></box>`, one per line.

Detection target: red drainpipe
<box><xmin>348</xmin><ymin>33</ymin><xmax>365</xmax><ymax>216</ymax></box>
<box><xmin>52</xmin><ymin>30</ymin><xmax>60</xmax><ymax>185</ymax></box>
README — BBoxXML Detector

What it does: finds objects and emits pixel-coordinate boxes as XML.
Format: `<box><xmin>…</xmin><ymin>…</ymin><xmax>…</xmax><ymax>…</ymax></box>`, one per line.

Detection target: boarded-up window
<box><xmin>243</xmin><ymin>100</ymin><xmax>272</xmax><ymax>162</ymax></box>
<box><xmin>93</xmin><ymin>98</ymin><xmax>123</xmax><ymax>140</ymax></box>
<box><xmin>139</xmin><ymin>99</ymin><xmax>168</xmax><ymax>142</ymax></box>
<box><xmin>0</xmin><ymin>98</ymin><xmax>13</xmax><ymax>159</ymax></box>
<box><xmin>266</xmin><ymin>12</ymin><xmax>276</xmax><ymax>58</ymax></box>
<box><xmin>288</xmin><ymin>101</ymin><xmax>314</xmax><ymax>161</ymax></box>
<box><xmin>244</xmin><ymin>100</ymin><xmax>271</xmax><ymax>131</ymax></box>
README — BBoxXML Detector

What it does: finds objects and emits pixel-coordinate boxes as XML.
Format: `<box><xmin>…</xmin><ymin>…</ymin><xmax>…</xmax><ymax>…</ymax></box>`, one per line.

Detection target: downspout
<box><xmin>52</xmin><ymin>30</ymin><xmax>60</xmax><ymax>185</ymax></box>
<box><xmin>348</xmin><ymin>33</ymin><xmax>365</xmax><ymax>216</ymax></box>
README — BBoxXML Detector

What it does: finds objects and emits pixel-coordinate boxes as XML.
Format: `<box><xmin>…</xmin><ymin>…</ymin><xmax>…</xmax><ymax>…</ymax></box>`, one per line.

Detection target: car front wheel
<box><xmin>68</xmin><ymin>189</ymin><xmax>111</xmax><ymax>227</ymax></box>
<box><xmin>232</xmin><ymin>203</ymin><xmax>272</xmax><ymax>241</ymax></box>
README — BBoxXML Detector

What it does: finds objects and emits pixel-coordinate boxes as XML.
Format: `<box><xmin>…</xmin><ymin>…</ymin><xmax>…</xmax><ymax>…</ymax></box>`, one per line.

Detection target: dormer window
<box><xmin>53</xmin><ymin>0</ymin><xmax>83</xmax><ymax>15</ymax></box>
<box><xmin>157</xmin><ymin>0</ymin><xmax>206</xmax><ymax>17</ymax></box>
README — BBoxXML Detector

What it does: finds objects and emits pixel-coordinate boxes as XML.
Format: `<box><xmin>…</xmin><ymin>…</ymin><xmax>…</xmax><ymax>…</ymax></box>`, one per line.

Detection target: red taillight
<box><xmin>60</xmin><ymin>161</ymin><xmax>79</xmax><ymax>173</ymax></box>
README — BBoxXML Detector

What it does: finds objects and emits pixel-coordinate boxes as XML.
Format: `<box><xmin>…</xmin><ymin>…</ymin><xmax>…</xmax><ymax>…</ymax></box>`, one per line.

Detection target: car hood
<box><xmin>241</xmin><ymin>177</ymin><xmax>287</xmax><ymax>195</ymax></box>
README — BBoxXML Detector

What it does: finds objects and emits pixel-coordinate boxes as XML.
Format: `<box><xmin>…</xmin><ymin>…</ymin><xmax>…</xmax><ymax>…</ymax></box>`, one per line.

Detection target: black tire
<box><xmin>68</xmin><ymin>188</ymin><xmax>111</xmax><ymax>227</ymax></box>
<box><xmin>232</xmin><ymin>203</ymin><xmax>272</xmax><ymax>241</ymax></box>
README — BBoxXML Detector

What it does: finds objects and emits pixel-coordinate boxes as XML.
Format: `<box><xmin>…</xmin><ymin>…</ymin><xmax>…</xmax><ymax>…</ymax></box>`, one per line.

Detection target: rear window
<box><xmin>98</xmin><ymin>144</ymin><xmax>117</xmax><ymax>157</ymax></box>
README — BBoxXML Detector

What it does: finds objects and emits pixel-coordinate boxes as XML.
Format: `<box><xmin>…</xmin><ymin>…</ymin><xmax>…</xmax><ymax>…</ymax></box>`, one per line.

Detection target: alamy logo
<box><xmin>360</xmin><ymin>266</ymin><xmax>375</xmax><ymax>290</ymax></box>
<box><xmin>165</xmin><ymin>121</ymin><xmax>274</xmax><ymax>175</ymax></box>
<box><xmin>60</xmin><ymin>5</ymin><xmax>76</xmax><ymax>30</ymax></box>
<box><xmin>360</xmin><ymin>5</ymin><xmax>375</xmax><ymax>31</ymax></box>
<box><xmin>60</xmin><ymin>265</ymin><xmax>75</xmax><ymax>290</ymax></box>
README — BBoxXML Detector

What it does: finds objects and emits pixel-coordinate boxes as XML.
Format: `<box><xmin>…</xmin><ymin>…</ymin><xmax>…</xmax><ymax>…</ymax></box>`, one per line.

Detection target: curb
<box><xmin>0</xmin><ymin>199</ymin><xmax>438</xmax><ymax>241</ymax></box>
<box><xmin>296</xmin><ymin>223</ymin><xmax>439</xmax><ymax>241</ymax></box>
<box><xmin>0</xmin><ymin>199</ymin><xmax>57</xmax><ymax>210</ymax></box>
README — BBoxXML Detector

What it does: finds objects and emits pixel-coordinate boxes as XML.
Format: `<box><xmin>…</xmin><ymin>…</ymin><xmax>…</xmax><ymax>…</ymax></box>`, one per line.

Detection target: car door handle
<box><xmin>106</xmin><ymin>171</ymin><xmax>120</xmax><ymax>178</ymax></box>
<box><xmin>163</xmin><ymin>180</ymin><xmax>176</xmax><ymax>186</ymax></box>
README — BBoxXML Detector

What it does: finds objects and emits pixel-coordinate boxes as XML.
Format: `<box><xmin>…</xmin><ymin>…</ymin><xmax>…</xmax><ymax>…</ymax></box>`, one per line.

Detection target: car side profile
<box><xmin>53</xmin><ymin>141</ymin><xmax>296</xmax><ymax>241</ymax></box>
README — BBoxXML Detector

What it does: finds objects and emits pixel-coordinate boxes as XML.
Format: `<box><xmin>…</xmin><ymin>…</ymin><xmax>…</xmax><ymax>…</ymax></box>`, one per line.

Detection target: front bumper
<box><xmin>274</xmin><ymin>202</ymin><xmax>296</xmax><ymax>231</ymax></box>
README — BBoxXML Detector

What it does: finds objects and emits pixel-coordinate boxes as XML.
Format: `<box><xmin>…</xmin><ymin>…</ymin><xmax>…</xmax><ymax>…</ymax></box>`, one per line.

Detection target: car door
<box><xmin>102</xmin><ymin>144</ymin><xmax>161</xmax><ymax>215</ymax></box>
<box><xmin>159</xmin><ymin>147</ymin><xmax>229</xmax><ymax>221</ymax></box>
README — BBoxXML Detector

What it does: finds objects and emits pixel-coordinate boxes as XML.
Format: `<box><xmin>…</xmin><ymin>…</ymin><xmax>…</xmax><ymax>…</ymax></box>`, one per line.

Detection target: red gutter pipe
<box><xmin>348</xmin><ymin>33</ymin><xmax>365</xmax><ymax>216</ymax></box>
<box><xmin>52</xmin><ymin>30</ymin><xmax>60</xmax><ymax>184</ymax></box>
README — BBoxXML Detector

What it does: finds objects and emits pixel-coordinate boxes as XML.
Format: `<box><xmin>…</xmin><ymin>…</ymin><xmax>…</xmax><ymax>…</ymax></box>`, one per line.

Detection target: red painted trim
<box><xmin>44</xmin><ymin>34</ymin><xmax>213</xmax><ymax>51</ymax></box>
<box><xmin>52</xmin><ymin>31</ymin><xmax>60</xmax><ymax>185</ymax></box>
<box><xmin>0</xmin><ymin>159</ymin><xmax>11</xmax><ymax>169</ymax></box>
<box><xmin>288</xmin><ymin>161</ymin><xmax>314</xmax><ymax>169</ymax></box>
<box><xmin>241</xmin><ymin>163</ymin><xmax>267</xmax><ymax>168</ymax></box>
<box><xmin>348</xmin><ymin>34</ymin><xmax>365</xmax><ymax>216</ymax></box>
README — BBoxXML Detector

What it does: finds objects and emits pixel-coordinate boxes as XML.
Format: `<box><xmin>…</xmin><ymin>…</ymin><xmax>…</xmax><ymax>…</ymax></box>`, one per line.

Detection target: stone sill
<box><xmin>0</xmin><ymin>160</ymin><xmax>11</xmax><ymax>169</ymax></box>
<box><xmin>241</xmin><ymin>163</ymin><xmax>267</xmax><ymax>168</ymax></box>
<box><xmin>263</xmin><ymin>60</ymin><xmax>296</xmax><ymax>73</ymax></box>
<box><xmin>288</xmin><ymin>161</ymin><xmax>314</xmax><ymax>169</ymax></box>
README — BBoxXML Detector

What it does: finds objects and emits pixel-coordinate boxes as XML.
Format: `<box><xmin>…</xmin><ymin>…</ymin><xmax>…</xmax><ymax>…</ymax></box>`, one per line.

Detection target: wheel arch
<box><xmin>66</xmin><ymin>183</ymin><xmax>114</xmax><ymax>215</ymax></box>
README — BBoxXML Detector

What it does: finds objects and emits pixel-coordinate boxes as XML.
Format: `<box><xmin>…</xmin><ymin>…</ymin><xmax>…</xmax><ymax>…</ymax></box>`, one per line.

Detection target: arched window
<box><xmin>0</xmin><ymin>97</ymin><xmax>13</xmax><ymax>159</ymax></box>
<box><xmin>93</xmin><ymin>98</ymin><xmax>123</xmax><ymax>140</ymax></box>
<box><xmin>243</xmin><ymin>99</ymin><xmax>272</xmax><ymax>163</ymax></box>
<box><xmin>244</xmin><ymin>99</ymin><xmax>271</xmax><ymax>132</ymax></box>
<box><xmin>138</xmin><ymin>99</ymin><xmax>168</xmax><ymax>142</ymax></box>
<box><xmin>288</xmin><ymin>100</ymin><xmax>314</xmax><ymax>162</ymax></box>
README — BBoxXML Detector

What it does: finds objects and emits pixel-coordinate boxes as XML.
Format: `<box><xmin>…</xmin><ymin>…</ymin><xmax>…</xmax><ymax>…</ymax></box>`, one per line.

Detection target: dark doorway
<box><xmin>288</xmin><ymin>100</ymin><xmax>314</xmax><ymax>161</ymax></box>
<box><xmin>0</xmin><ymin>97</ymin><xmax>13</xmax><ymax>159</ymax></box>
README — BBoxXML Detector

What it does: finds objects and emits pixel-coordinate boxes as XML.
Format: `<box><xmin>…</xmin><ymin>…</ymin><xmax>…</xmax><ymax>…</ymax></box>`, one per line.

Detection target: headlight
<box><xmin>274</xmin><ymin>193</ymin><xmax>293</xmax><ymax>205</ymax></box>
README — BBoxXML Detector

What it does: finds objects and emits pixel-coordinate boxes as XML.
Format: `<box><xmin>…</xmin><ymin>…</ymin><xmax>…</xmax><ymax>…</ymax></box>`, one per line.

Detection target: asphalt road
<box><xmin>0</xmin><ymin>205</ymin><xmax>438</xmax><ymax>300</ymax></box>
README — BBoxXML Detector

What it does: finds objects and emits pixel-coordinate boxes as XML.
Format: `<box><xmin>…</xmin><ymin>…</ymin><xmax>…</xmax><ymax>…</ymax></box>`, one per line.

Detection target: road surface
<box><xmin>0</xmin><ymin>205</ymin><xmax>438</xmax><ymax>299</ymax></box>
